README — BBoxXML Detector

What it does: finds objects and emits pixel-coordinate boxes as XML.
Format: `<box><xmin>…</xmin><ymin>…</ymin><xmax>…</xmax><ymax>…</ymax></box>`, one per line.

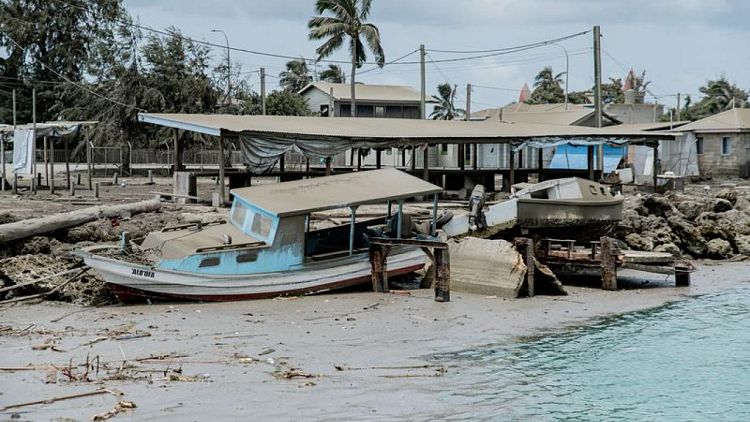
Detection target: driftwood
<box><xmin>0</xmin><ymin>199</ymin><xmax>162</xmax><ymax>243</ymax></box>
<box><xmin>0</xmin><ymin>389</ymin><xmax>110</xmax><ymax>412</ymax></box>
<box><xmin>0</xmin><ymin>268</ymin><xmax>89</xmax><ymax>305</ymax></box>
<box><xmin>0</xmin><ymin>266</ymin><xmax>84</xmax><ymax>294</ymax></box>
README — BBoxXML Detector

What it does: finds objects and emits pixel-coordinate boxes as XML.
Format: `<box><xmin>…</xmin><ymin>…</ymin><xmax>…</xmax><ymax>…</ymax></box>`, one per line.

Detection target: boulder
<box><xmin>667</xmin><ymin>215</ymin><xmax>706</xmax><ymax>256</ymax></box>
<box><xmin>710</xmin><ymin>198</ymin><xmax>733</xmax><ymax>213</ymax></box>
<box><xmin>624</xmin><ymin>233</ymin><xmax>654</xmax><ymax>251</ymax></box>
<box><xmin>643</xmin><ymin>195</ymin><xmax>677</xmax><ymax>217</ymax></box>
<box><xmin>676</xmin><ymin>200</ymin><xmax>706</xmax><ymax>221</ymax></box>
<box><xmin>735</xmin><ymin>235</ymin><xmax>750</xmax><ymax>256</ymax></box>
<box><xmin>715</xmin><ymin>189</ymin><xmax>738</xmax><ymax>206</ymax></box>
<box><xmin>654</xmin><ymin>242</ymin><xmax>682</xmax><ymax>257</ymax></box>
<box><xmin>706</xmin><ymin>238</ymin><xmax>733</xmax><ymax>259</ymax></box>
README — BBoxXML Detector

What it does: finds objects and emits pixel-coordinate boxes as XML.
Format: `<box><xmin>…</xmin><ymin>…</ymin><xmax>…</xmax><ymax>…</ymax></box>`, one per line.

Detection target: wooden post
<box><xmin>422</xmin><ymin>144</ymin><xmax>429</xmax><ymax>181</ymax></box>
<box><xmin>652</xmin><ymin>144</ymin><xmax>659</xmax><ymax>189</ymax></box>
<box><xmin>218</xmin><ymin>136</ymin><xmax>226</xmax><ymax>206</ymax></box>
<box><xmin>396</xmin><ymin>200</ymin><xmax>404</xmax><ymax>239</ymax></box>
<box><xmin>369</xmin><ymin>244</ymin><xmax>389</xmax><ymax>293</ymax></box>
<box><xmin>376</xmin><ymin>149</ymin><xmax>382</xmax><ymax>169</ymax></box>
<box><xmin>434</xmin><ymin>248</ymin><xmax>450</xmax><ymax>302</ymax></box>
<box><xmin>509</xmin><ymin>148</ymin><xmax>515</xmax><ymax>190</ymax></box>
<box><xmin>325</xmin><ymin>157</ymin><xmax>332</xmax><ymax>176</ymax></box>
<box><xmin>537</xmin><ymin>147</ymin><xmax>544</xmax><ymax>182</ymax></box>
<box><xmin>356</xmin><ymin>150</ymin><xmax>362</xmax><ymax>170</ymax></box>
<box><xmin>472</xmin><ymin>143</ymin><xmax>478</xmax><ymax>170</ymax></box>
<box><xmin>69</xmin><ymin>183</ymin><xmax>75</xmax><ymax>197</ymax></box>
<box><xmin>305</xmin><ymin>158</ymin><xmax>310</xmax><ymax>172</ymax></box>
<box><xmin>587</xmin><ymin>145</ymin><xmax>595</xmax><ymax>181</ymax></box>
<box><xmin>279</xmin><ymin>153</ymin><xmax>285</xmax><ymax>173</ymax></box>
<box><xmin>43</xmin><ymin>136</ymin><xmax>49</xmax><ymax>188</ymax></box>
<box><xmin>411</xmin><ymin>146</ymin><xmax>416</xmax><ymax>171</ymax></box>
<box><xmin>459</xmin><ymin>144</ymin><xmax>465</xmax><ymax>171</ymax></box>
<box><xmin>675</xmin><ymin>264</ymin><xmax>691</xmax><ymax>287</ymax></box>
<box><xmin>348</xmin><ymin>206</ymin><xmax>358</xmax><ymax>256</ymax></box>
<box><xmin>600</xmin><ymin>236</ymin><xmax>617</xmax><ymax>290</ymax></box>
<box><xmin>86</xmin><ymin>130</ymin><xmax>93</xmax><ymax>190</ymax></box>
<box><xmin>64</xmin><ymin>137</ymin><xmax>70</xmax><ymax>190</ymax></box>
<box><xmin>525</xmin><ymin>238</ymin><xmax>535</xmax><ymax>297</ymax></box>
<box><xmin>49</xmin><ymin>137</ymin><xmax>55</xmax><ymax>194</ymax></box>
<box><xmin>349</xmin><ymin>148</ymin><xmax>355</xmax><ymax>167</ymax></box>
<box><xmin>173</xmin><ymin>128</ymin><xmax>182</xmax><ymax>175</ymax></box>
<box><xmin>401</xmin><ymin>148</ymin><xmax>406</xmax><ymax>167</ymax></box>
<box><xmin>94</xmin><ymin>181</ymin><xmax>100</xmax><ymax>199</ymax></box>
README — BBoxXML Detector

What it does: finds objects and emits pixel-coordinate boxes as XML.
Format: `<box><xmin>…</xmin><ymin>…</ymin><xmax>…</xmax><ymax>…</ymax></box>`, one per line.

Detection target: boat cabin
<box><xmin>141</xmin><ymin>169</ymin><xmax>442</xmax><ymax>275</ymax></box>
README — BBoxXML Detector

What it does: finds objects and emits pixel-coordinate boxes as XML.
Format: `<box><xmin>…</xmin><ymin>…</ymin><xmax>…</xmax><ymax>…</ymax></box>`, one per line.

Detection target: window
<box><xmin>696</xmin><ymin>138</ymin><xmax>704</xmax><ymax>155</ymax></box>
<box><xmin>236</xmin><ymin>252</ymin><xmax>258</xmax><ymax>263</ymax></box>
<box><xmin>722</xmin><ymin>136</ymin><xmax>732</xmax><ymax>155</ymax></box>
<box><xmin>320</xmin><ymin>104</ymin><xmax>330</xmax><ymax>117</ymax></box>
<box><xmin>375</xmin><ymin>106</ymin><xmax>385</xmax><ymax>118</ymax></box>
<box><xmin>199</xmin><ymin>257</ymin><xmax>220</xmax><ymax>267</ymax></box>
<box><xmin>251</xmin><ymin>213</ymin><xmax>273</xmax><ymax>238</ymax></box>
<box><xmin>440</xmin><ymin>144</ymin><xmax>449</xmax><ymax>155</ymax></box>
<box><xmin>231</xmin><ymin>202</ymin><xmax>247</xmax><ymax>227</ymax></box>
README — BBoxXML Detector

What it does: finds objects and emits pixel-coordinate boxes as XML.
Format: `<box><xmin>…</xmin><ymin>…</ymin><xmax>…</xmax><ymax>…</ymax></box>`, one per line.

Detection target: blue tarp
<box><xmin>549</xmin><ymin>144</ymin><xmax>625</xmax><ymax>172</ymax></box>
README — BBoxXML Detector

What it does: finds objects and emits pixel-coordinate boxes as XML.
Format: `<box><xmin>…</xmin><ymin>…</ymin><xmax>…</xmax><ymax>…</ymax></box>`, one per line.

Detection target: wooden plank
<box><xmin>369</xmin><ymin>237</ymin><xmax>448</xmax><ymax>249</ymax></box>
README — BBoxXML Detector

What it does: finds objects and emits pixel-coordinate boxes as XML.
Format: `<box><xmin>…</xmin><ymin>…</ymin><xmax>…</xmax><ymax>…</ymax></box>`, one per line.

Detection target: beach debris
<box><xmin>92</xmin><ymin>400</ymin><xmax>137</xmax><ymax>421</ymax></box>
<box><xmin>272</xmin><ymin>368</ymin><xmax>318</xmax><ymax>380</ymax></box>
<box><xmin>0</xmin><ymin>389</ymin><xmax>111</xmax><ymax>412</ymax></box>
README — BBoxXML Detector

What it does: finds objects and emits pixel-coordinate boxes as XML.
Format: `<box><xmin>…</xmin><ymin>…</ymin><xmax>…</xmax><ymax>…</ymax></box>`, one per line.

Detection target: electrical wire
<box><xmin>427</xmin><ymin>30</ymin><xmax>590</xmax><ymax>54</ymax></box>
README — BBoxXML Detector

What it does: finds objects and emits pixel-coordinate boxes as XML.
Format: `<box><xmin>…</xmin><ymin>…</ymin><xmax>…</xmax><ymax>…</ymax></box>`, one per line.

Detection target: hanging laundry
<box><xmin>12</xmin><ymin>129</ymin><xmax>35</xmax><ymax>175</ymax></box>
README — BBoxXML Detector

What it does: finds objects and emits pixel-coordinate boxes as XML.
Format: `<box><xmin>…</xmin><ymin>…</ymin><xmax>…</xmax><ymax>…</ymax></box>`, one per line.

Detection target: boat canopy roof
<box><xmin>231</xmin><ymin>169</ymin><xmax>442</xmax><ymax>217</ymax></box>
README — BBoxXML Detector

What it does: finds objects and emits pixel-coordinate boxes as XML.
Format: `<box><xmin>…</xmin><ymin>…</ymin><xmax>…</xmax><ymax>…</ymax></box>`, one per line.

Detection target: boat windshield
<box><xmin>231</xmin><ymin>201</ymin><xmax>248</xmax><ymax>227</ymax></box>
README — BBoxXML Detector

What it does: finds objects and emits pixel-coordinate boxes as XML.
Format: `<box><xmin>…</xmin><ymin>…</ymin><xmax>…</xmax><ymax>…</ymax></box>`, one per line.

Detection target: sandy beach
<box><xmin>0</xmin><ymin>261</ymin><xmax>747</xmax><ymax>421</ymax></box>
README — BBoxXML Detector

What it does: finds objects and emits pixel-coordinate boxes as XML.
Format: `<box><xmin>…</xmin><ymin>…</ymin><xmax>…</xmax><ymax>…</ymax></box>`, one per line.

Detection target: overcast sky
<box><xmin>123</xmin><ymin>0</ymin><xmax>750</xmax><ymax>111</ymax></box>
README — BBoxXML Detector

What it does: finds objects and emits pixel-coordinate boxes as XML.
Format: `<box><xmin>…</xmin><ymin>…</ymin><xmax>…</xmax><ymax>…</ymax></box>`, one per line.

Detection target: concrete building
<box><xmin>298</xmin><ymin>82</ymin><xmax>422</xmax><ymax>118</ymax></box>
<box><xmin>662</xmin><ymin>108</ymin><xmax>750</xmax><ymax>178</ymax></box>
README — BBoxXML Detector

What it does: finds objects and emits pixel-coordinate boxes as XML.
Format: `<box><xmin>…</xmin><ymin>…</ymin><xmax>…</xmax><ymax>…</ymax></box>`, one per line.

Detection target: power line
<box><xmin>427</xmin><ymin>30</ymin><xmax>590</xmax><ymax>54</ymax></box>
<box><xmin>359</xmin><ymin>48</ymin><xmax>420</xmax><ymax>75</ymax></box>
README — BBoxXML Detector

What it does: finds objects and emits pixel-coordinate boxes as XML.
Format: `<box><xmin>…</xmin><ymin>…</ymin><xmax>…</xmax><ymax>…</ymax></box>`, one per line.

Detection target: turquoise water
<box><xmin>428</xmin><ymin>285</ymin><xmax>750</xmax><ymax>421</ymax></box>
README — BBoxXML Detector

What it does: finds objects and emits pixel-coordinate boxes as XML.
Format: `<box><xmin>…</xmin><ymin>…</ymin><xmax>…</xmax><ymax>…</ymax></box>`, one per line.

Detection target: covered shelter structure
<box><xmin>138</xmin><ymin>113</ymin><xmax>676</xmax><ymax>203</ymax></box>
<box><xmin>0</xmin><ymin>121</ymin><xmax>97</xmax><ymax>193</ymax></box>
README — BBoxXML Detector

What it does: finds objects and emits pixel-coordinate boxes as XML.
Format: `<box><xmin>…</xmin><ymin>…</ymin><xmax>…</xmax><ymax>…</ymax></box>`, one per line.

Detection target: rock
<box><xmin>715</xmin><ymin>189</ymin><xmax>738</xmax><ymax>206</ymax></box>
<box><xmin>736</xmin><ymin>235</ymin><xmax>750</xmax><ymax>256</ymax></box>
<box><xmin>710</xmin><ymin>198</ymin><xmax>733</xmax><ymax>213</ymax></box>
<box><xmin>624</xmin><ymin>233</ymin><xmax>654</xmax><ymax>251</ymax></box>
<box><xmin>706</xmin><ymin>238</ymin><xmax>733</xmax><ymax>259</ymax></box>
<box><xmin>642</xmin><ymin>195</ymin><xmax>677</xmax><ymax>217</ymax></box>
<box><xmin>18</xmin><ymin>236</ymin><xmax>51</xmax><ymax>254</ymax></box>
<box><xmin>676</xmin><ymin>200</ymin><xmax>706</xmax><ymax>221</ymax></box>
<box><xmin>654</xmin><ymin>242</ymin><xmax>682</xmax><ymax>257</ymax></box>
<box><xmin>667</xmin><ymin>215</ymin><xmax>706</xmax><ymax>256</ymax></box>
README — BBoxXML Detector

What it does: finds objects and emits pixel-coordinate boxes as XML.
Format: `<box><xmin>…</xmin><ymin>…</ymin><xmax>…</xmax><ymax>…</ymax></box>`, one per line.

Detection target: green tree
<box><xmin>279</xmin><ymin>59</ymin><xmax>312</xmax><ymax>92</ymax></box>
<box><xmin>308</xmin><ymin>0</ymin><xmax>385</xmax><ymax>117</ymax></box>
<box><xmin>527</xmin><ymin>66</ymin><xmax>565</xmax><ymax>104</ymax></box>
<box><xmin>685</xmin><ymin>77</ymin><xmax>748</xmax><ymax>120</ymax></box>
<box><xmin>601</xmin><ymin>77</ymin><xmax>624</xmax><ymax>104</ymax></box>
<box><xmin>429</xmin><ymin>83</ymin><xmax>464</xmax><ymax>120</ymax></box>
<box><xmin>265</xmin><ymin>90</ymin><xmax>310</xmax><ymax>116</ymax></box>
<box><xmin>319</xmin><ymin>63</ymin><xmax>346</xmax><ymax>83</ymax></box>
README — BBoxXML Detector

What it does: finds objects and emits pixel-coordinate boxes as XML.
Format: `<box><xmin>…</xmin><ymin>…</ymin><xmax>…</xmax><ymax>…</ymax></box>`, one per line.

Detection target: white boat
<box><xmin>77</xmin><ymin>169</ymin><xmax>442</xmax><ymax>302</ymax></box>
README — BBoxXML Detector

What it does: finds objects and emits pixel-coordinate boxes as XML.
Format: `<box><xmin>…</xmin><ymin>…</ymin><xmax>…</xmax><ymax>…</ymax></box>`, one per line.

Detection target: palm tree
<box><xmin>308</xmin><ymin>0</ymin><xmax>385</xmax><ymax>117</ymax></box>
<box><xmin>429</xmin><ymin>83</ymin><xmax>464</xmax><ymax>120</ymax></box>
<box><xmin>279</xmin><ymin>58</ymin><xmax>312</xmax><ymax>92</ymax></box>
<box><xmin>319</xmin><ymin>63</ymin><xmax>346</xmax><ymax>83</ymax></box>
<box><xmin>528</xmin><ymin>66</ymin><xmax>565</xmax><ymax>104</ymax></box>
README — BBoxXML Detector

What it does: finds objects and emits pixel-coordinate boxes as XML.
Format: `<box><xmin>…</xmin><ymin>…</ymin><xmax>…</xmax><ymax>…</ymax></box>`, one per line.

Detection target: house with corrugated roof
<box><xmin>667</xmin><ymin>108</ymin><xmax>750</xmax><ymax>178</ymax></box>
<box><xmin>299</xmin><ymin>82</ymin><xmax>423</xmax><ymax>118</ymax></box>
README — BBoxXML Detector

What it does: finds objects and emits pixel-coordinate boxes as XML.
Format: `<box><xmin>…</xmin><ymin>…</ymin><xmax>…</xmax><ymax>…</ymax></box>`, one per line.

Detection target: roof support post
<box><xmin>386</xmin><ymin>200</ymin><xmax>392</xmax><ymax>220</ymax></box>
<box><xmin>431</xmin><ymin>193</ymin><xmax>438</xmax><ymax>236</ymax></box>
<box><xmin>349</xmin><ymin>205</ymin><xmax>358</xmax><ymax>256</ymax></box>
<box><xmin>472</xmin><ymin>143</ymin><xmax>478</xmax><ymax>170</ymax></box>
<box><xmin>86</xmin><ymin>129</ymin><xmax>92</xmax><ymax>190</ymax></box>
<box><xmin>422</xmin><ymin>144</ymin><xmax>429</xmax><ymax>182</ymax></box>
<box><xmin>49</xmin><ymin>137</ymin><xmax>55</xmax><ymax>194</ymax></box>
<box><xmin>357</xmin><ymin>150</ymin><xmax>361</xmax><ymax>170</ymax></box>
<box><xmin>173</xmin><ymin>128</ymin><xmax>183</xmax><ymax>174</ymax></box>
<box><xmin>537</xmin><ymin>147</ymin><xmax>544</xmax><ymax>182</ymax></box>
<box><xmin>397</xmin><ymin>200</ymin><xmax>404</xmax><ymax>239</ymax></box>
<box><xmin>411</xmin><ymin>146</ymin><xmax>416</xmax><ymax>171</ymax></box>
<box><xmin>652</xmin><ymin>143</ymin><xmax>659</xmax><ymax>189</ymax></box>
<box><xmin>64</xmin><ymin>136</ymin><xmax>70</xmax><ymax>190</ymax></box>
<box><xmin>459</xmin><ymin>144</ymin><xmax>465</xmax><ymax>171</ymax></box>
<box><xmin>587</xmin><ymin>145</ymin><xmax>595</xmax><ymax>180</ymax></box>
<box><xmin>325</xmin><ymin>157</ymin><xmax>332</xmax><ymax>176</ymax></box>
<box><xmin>376</xmin><ymin>148</ymin><xmax>382</xmax><ymax>169</ymax></box>
<box><xmin>218</xmin><ymin>135</ymin><xmax>226</xmax><ymax>206</ymax></box>
<box><xmin>508</xmin><ymin>147</ymin><xmax>515</xmax><ymax>191</ymax></box>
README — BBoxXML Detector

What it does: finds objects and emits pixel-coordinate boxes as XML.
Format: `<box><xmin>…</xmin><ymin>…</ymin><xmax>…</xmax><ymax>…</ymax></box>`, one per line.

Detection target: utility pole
<box><xmin>260</xmin><ymin>67</ymin><xmax>266</xmax><ymax>115</ymax></box>
<box><xmin>676</xmin><ymin>93</ymin><xmax>681</xmax><ymax>121</ymax></box>
<box><xmin>420</xmin><ymin>44</ymin><xmax>426</xmax><ymax>119</ymax></box>
<box><xmin>467</xmin><ymin>83</ymin><xmax>478</xmax><ymax>169</ymax></box>
<box><xmin>553</xmin><ymin>43</ymin><xmax>570</xmax><ymax>110</ymax></box>
<box><xmin>32</xmin><ymin>88</ymin><xmax>37</xmax><ymax>194</ymax></box>
<box><xmin>593</xmin><ymin>25</ymin><xmax>603</xmax><ymax>175</ymax></box>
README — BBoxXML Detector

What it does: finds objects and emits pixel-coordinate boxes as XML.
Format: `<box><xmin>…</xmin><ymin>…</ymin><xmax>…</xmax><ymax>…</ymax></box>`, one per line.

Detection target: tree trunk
<box><xmin>350</xmin><ymin>42</ymin><xmax>357</xmax><ymax>117</ymax></box>
<box><xmin>0</xmin><ymin>200</ymin><xmax>163</xmax><ymax>244</ymax></box>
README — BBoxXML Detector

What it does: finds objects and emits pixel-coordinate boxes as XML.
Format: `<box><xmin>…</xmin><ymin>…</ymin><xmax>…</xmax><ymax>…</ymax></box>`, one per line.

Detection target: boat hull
<box><xmin>516</xmin><ymin>198</ymin><xmax>623</xmax><ymax>228</ymax></box>
<box><xmin>78</xmin><ymin>246</ymin><xmax>427</xmax><ymax>303</ymax></box>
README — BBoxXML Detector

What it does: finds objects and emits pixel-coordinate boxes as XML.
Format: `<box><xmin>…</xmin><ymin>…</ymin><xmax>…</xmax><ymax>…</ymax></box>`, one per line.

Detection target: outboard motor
<box><xmin>468</xmin><ymin>184</ymin><xmax>487</xmax><ymax>232</ymax></box>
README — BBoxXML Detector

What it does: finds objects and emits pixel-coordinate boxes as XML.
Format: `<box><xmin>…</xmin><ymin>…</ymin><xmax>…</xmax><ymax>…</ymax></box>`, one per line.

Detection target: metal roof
<box><xmin>472</xmin><ymin>104</ymin><xmax>620</xmax><ymax>126</ymax></box>
<box><xmin>299</xmin><ymin>82</ymin><xmax>424</xmax><ymax>103</ymax></box>
<box><xmin>0</xmin><ymin>121</ymin><xmax>98</xmax><ymax>137</ymax></box>
<box><xmin>231</xmin><ymin>168</ymin><xmax>442</xmax><ymax>217</ymax></box>
<box><xmin>673</xmin><ymin>108</ymin><xmax>750</xmax><ymax>133</ymax></box>
<box><xmin>138</xmin><ymin>113</ymin><xmax>674</xmax><ymax>144</ymax></box>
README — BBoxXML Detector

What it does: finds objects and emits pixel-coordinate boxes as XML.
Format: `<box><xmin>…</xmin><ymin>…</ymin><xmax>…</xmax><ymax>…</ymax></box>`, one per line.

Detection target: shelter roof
<box><xmin>0</xmin><ymin>121</ymin><xmax>97</xmax><ymax>137</ymax></box>
<box><xmin>138</xmin><ymin>113</ymin><xmax>673</xmax><ymax>144</ymax></box>
<box><xmin>299</xmin><ymin>82</ymin><xmax>424</xmax><ymax>103</ymax></box>
<box><xmin>231</xmin><ymin>168</ymin><xmax>442</xmax><ymax>217</ymax></box>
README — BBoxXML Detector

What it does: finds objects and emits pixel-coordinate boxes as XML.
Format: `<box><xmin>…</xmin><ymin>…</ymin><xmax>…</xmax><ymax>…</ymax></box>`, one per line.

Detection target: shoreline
<box><xmin>0</xmin><ymin>260</ymin><xmax>748</xmax><ymax>420</ymax></box>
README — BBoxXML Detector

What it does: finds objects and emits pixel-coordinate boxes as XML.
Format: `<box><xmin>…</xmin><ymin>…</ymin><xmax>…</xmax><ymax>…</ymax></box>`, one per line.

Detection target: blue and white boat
<box><xmin>77</xmin><ymin>169</ymin><xmax>443</xmax><ymax>302</ymax></box>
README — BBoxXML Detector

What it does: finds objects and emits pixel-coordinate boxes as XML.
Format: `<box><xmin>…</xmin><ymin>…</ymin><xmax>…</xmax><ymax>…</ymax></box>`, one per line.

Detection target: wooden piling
<box><xmin>526</xmin><ymin>239</ymin><xmax>535</xmax><ymax>297</ymax></box>
<box><xmin>94</xmin><ymin>182</ymin><xmax>100</xmax><ymax>199</ymax></box>
<box><xmin>675</xmin><ymin>264</ymin><xmax>691</xmax><ymax>287</ymax></box>
<box><xmin>600</xmin><ymin>236</ymin><xmax>617</xmax><ymax>290</ymax></box>
<box><xmin>369</xmin><ymin>244</ymin><xmax>389</xmax><ymax>293</ymax></box>
<box><xmin>434</xmin><ymin>248</ymin><xmax>450</xmax><ymax>302</ymax></box>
